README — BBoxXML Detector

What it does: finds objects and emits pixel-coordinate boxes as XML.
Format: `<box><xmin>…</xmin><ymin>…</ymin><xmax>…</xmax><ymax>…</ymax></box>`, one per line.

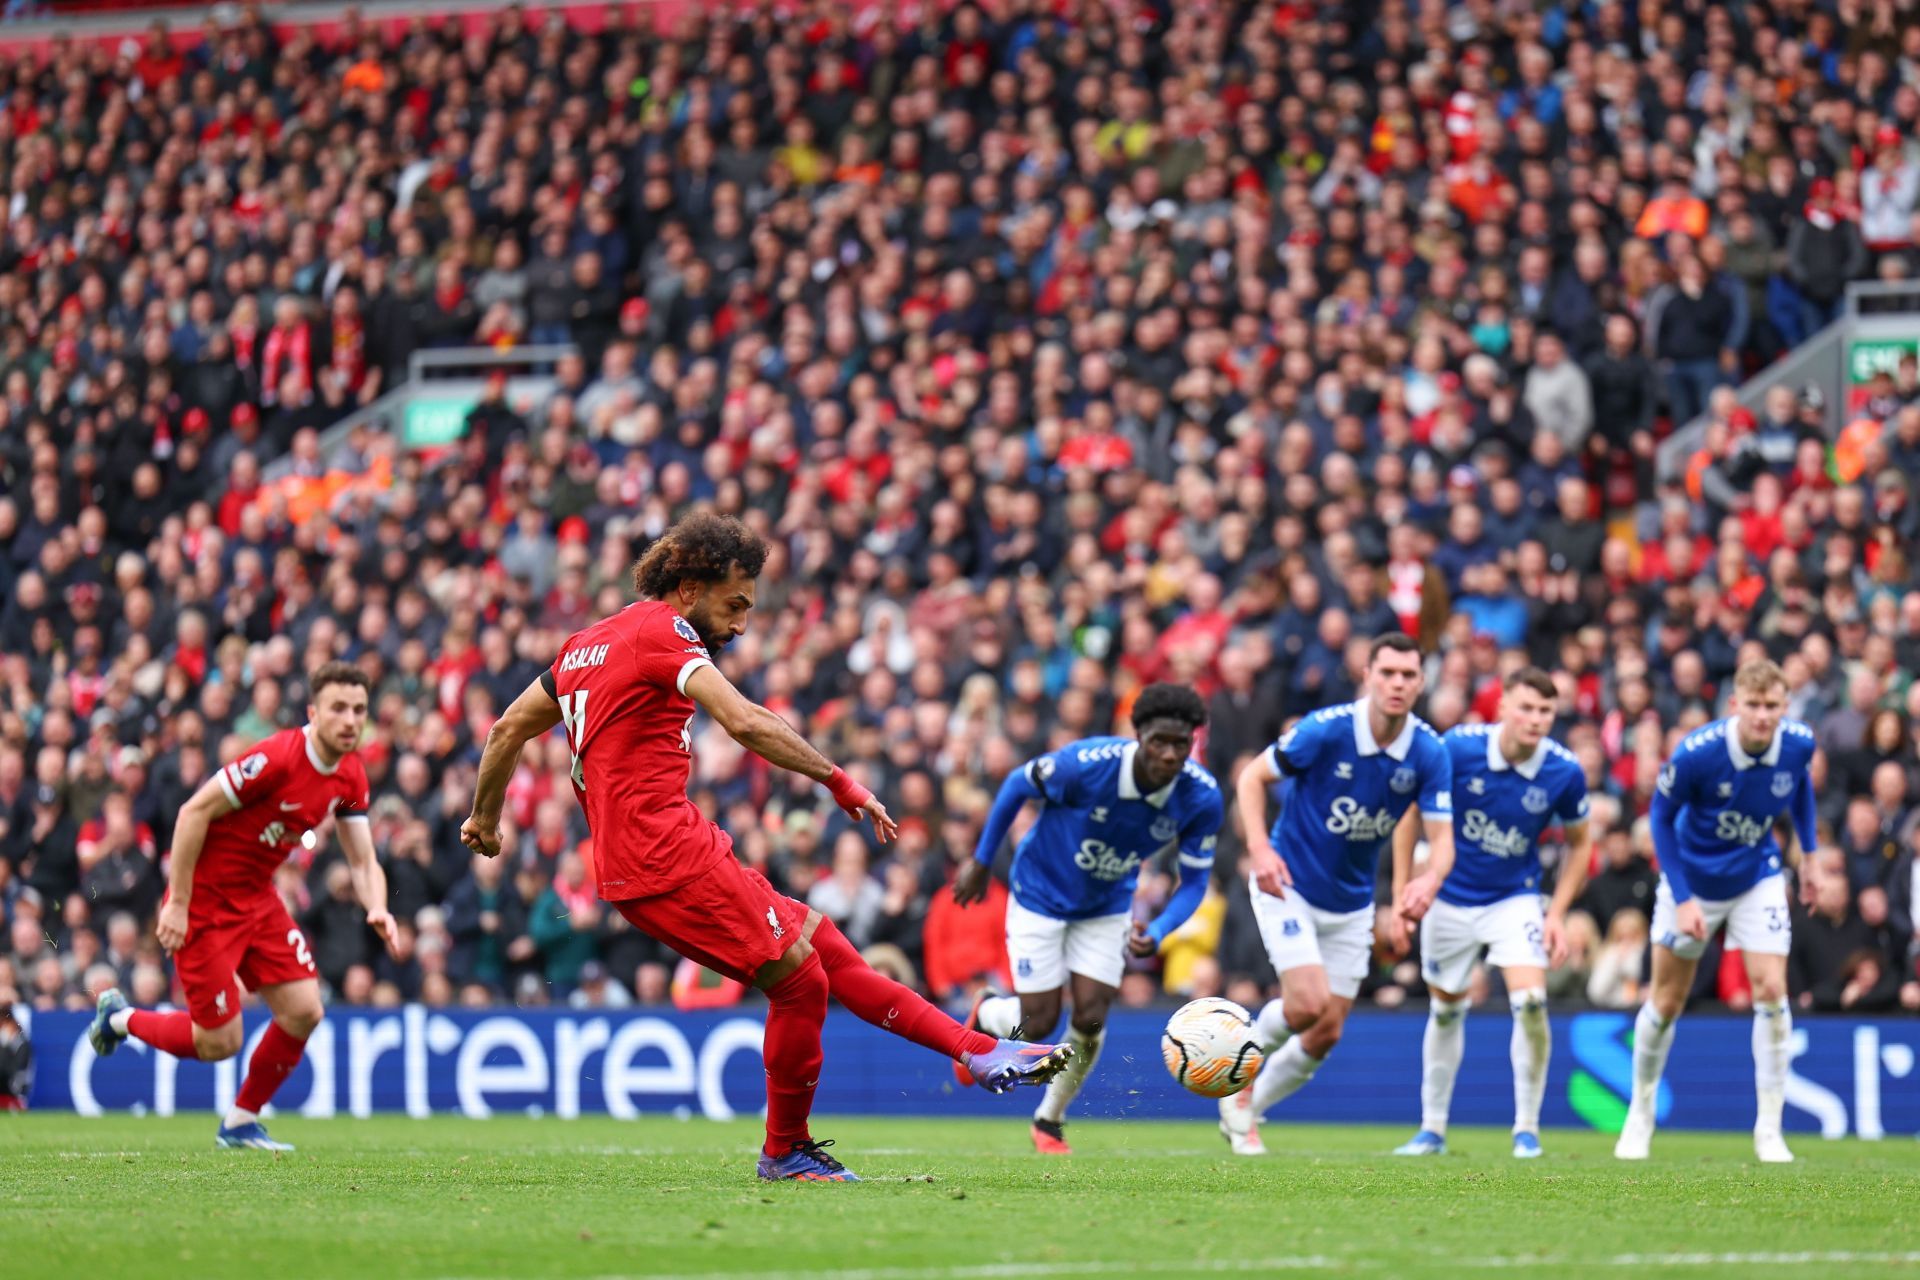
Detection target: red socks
<box><xmin>127</xmin><ymin>1009</ymin><xmax>199</xmax><ymax>1059</ymax></box>
<box><xmin>235</xmin><ymin>1022</ymin><xmax>309</xmax><ymax>1114</ymax></box>
<box><xmin>761</xmin><ymin>953</ymin><xmax>828</xmax><ymax>1157</ymax></box>
<box><xmin>811</xmin><ymin>918</ymin><xmax>996</xmax><ymax>1059</ymax></box>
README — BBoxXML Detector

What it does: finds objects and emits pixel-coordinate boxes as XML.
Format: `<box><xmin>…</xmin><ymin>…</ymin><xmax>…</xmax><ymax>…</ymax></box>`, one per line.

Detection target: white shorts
<box><xmin>1420</xmin><ymin>895</ymin><xmax>1548</xmax><ymax>994</ymax></box>
<box><xmin>1651</xmin><ymin>874</ymin><xmax>1791</xmax><ymax>961</ymax></box>
<box><xmin>1248</xmin><ymin>877</ymin><xmax>1375</xmax><ymax>1000</ymax></box>
<box><xmin>1005</xmin><ymin>899</ymin><xmax>1131</xmax><ymax>993</ymax></box>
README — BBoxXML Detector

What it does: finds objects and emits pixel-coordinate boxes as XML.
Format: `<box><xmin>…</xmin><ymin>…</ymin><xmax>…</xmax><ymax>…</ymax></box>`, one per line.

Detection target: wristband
<box><xmin>826</xmin><ymin>766</ymin><xmax>871</xmax><ymax>810</ymax></box>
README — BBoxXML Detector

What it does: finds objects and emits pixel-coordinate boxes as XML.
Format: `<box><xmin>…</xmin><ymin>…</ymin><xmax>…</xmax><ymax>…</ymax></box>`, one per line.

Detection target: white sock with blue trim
<box><xmin>1421</xmin><ymin>996</ymin><xmax>1470</xmax><ymax>1136</ymax></box>
<box><xmin>1508</xmin><ymin>987</ymin><xmax>1549</xmax><ymax>1136</ymax></box>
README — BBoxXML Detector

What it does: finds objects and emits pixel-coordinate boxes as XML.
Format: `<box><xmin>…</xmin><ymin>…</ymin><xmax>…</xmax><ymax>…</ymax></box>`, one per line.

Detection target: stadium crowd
<box><xmin>1</xmin><ymin>0</ymin><xmax>1919</xmax><ymax>1029</ymax></box>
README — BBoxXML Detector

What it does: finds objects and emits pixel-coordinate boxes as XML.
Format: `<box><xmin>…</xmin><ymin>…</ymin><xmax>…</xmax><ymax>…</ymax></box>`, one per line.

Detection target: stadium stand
<box><xmin>0</xmin><ymin>0</ymin><xmax>1918</xmax><ymax>1023</ymax></box>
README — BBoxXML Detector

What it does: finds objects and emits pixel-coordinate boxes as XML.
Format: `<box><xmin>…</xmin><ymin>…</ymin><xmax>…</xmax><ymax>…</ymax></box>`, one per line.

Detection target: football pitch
<box><xmin>4</xmin><ymin>1115</ymin><xmax>1918</xmax><ymax>1279</ymax></box>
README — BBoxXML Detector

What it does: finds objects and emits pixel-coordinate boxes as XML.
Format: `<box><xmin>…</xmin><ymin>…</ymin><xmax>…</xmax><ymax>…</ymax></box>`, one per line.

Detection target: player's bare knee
<box><xmin>1649</xmin><ymin>988</ymin><xmax>1686</xmax><ymax>1023</ymax></box>
<box><xmin>280</xmin><ymin>1004</ymin><xmax>323</xmax><ymax>1039</ymax></box>
<box><xmin>1300</xmin><ymin>1020</ymin><xmax>1344</xmax><ymax>1057</ymax></box>
<box><xmin>1069</xmin><ymin>1004</ymin><xmax>1107</xmax><ymax>1037</ymax></box>
<box><xmin>1287</xmin><ymin>989</ymin><xmax>1329</xmax><ymax>1026</ymax></box>
<box><xmin>1019</xmin><ymin>994</ymin><xmax>1062</xmax><ymax>1040</ymax></box>
<box><xmin>195</xmin><ymin>1021</ymin><xmax>244</xmax><ymax>1062</ymax></box>
<box><xmin>1750</xmin><ymin>975</ymin><xmax>1787</xmax><ymax>1005</ymax></box>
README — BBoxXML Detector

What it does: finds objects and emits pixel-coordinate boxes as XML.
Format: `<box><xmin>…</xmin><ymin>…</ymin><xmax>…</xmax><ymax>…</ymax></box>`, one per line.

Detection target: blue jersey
<box><xmin>1004</xmin><ymin>737</ymin><xmax>1224</xmax><ymax>929</ymax></box>
<box><xmin>1649</xmin><ymin>718</ymin><xmax>1820</xmax><ymax>904</ymax></box>
<box><xmin>1267</xmin><ymin>700</ymin><xmax>1453</xmax><ymax>914</ymax></box>
<box><xmin>1437</xmin><ymin>725</ymin><xmax>1590</xmax><ymax>908</ymax></box>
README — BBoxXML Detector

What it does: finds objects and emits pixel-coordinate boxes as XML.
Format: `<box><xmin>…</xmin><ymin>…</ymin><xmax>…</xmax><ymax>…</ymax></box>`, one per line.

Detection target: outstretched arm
<box><xmin>684</xmin><ymin>662</ymin><xmax>897</xmax><ymax>841</ymax></box>
<box><xmin>463</xmin><ymin>677</ymin><xmax>564</xmax><ymax>857</ymax></box>
<box><xmin>955</xmin><ymin>766</ymin><xmax>1041</xmax><ymax>904</ymax></box>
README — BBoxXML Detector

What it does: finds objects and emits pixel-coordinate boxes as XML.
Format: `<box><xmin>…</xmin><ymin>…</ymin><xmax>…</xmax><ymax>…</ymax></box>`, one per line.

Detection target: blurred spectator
<box><xmin>1794</xmin><ymin>856</ymin><xmax>1904</xmax><ymax>1013</ymax></box>
<box><xmin>1586</xmin><ymin>910</ymin><xmax>1650</xmax><ymax>1011</ymax></box>
<box><xmin>529</xmin><ymin>852</ymin><xmax>599</xmax><ymax>994</ymax></box>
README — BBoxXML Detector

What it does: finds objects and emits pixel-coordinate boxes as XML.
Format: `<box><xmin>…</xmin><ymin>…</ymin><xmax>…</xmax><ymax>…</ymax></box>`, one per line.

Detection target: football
<box><xmin>1160</xmin><ymin>998</ymin><xmax>1264</xmax><ymax>1098</ymax></box>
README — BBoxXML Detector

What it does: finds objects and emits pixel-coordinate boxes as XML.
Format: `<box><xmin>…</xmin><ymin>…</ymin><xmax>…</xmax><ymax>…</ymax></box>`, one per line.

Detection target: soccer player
<box><xmin>88</xmin><ymin>663</ymin><xmax>399</xmax><ymax>1151</ymax></box>
<box><xmin>1389</xmin><ymin>668</ymin><xmax>1592</xmax><ymax>1159</ymax></box>
<box><xmin>952</xmin><ymin>684</ymin><xmax>1224</xmax><ymax>1154</ymax></box>
<box><xmin>460</xmin><ymin>513</ymin><xmax>1071</xmax><ymax>1183</ymax></box>
<box><xmin>1616</xmin><ymin>659</ymin><xmax>1817</xmax><ymax>1164</ymax></box>
<box><xmin>1218</xmin><ymin>633</ymin><xmax>1454</xmax><ymax>1156</ymax></box>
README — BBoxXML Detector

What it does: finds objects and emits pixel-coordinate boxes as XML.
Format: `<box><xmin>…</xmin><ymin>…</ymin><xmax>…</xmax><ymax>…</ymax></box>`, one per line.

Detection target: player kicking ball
<box><xmin>462</xmin><ymin>513</ymin><xmax>1071</xmax><ymax>1183</ymax></box>
<box><xmin>89</xmin><ymin>663</ymin><xmax>399</xmax><ymax>1151</ymax></box>
<box><xmin>1219</xmin><ymin>634</ymin><xmax>1454</xmax><ymax>1156</ymax></box>
<box><xmin>1389</xmin><ymin>668</ymin><xmax>1592</xmax><ymax>1159</ymax></box>
<box><xmin>1617</xmin><ymin>659</ymin><xmax>1817</xmax><ymax>1165</ymax></box>
<box><xmin>952</xmin><ymin>684</ymin><xmax>1224</xmax><ymax>1154</ymax></box>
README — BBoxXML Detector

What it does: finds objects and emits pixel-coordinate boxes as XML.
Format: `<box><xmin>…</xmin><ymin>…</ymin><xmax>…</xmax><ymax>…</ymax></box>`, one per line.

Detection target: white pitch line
<box><xmin>442</xmin><ymin>1250</ymin><xmax>1920</xmax><ymax>1280</ymax></box>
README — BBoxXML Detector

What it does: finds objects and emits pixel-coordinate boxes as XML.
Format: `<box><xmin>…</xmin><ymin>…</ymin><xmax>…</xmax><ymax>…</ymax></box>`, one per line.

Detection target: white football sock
<box><xmin>1631</xmin><ymin>1002</ymin><xmax>1676</xmax><ymax>1113</ymax></box>
<box><xmin>1508</xmin><ymin>987</ymin><xmax>1550</xmax><ymax>1136</ymax></box>
<box><xmin>1253</xmin><ymin>998</ymin><xmax>1293</xmax><ymax>1053</ymax></box>
<box><xmin>1752</xmin><ymin>998</ymin><xmax>1791</xmax><ymax>1133</ymax></box>
<box><xmin>1034</xmin><ymin>1025</ymin><xmax>1105</xmax><ymax>1125</ymax></box>
<box><xmin>974</xmin><ymin>995</ymin><xmax>1023</xmax><ymax>1039</ymax></box>
<box><xmin>224</xmin><ymin>1106</ymin><xmax>259</xmax><ymax>1129</ymax></box>
<box><xmin>1248</xmin><ymin>1037</ymin><xmax>1323</xmax><ymax>1116</ymax></box>
<box><xmin>109</xmin><ymin>1008</ymin><xmax>133</xmax><ymax>1035</ymax></box>
<box><xmin>1420</xmin><ymin>996</ymin><xmax>1470</xmax><ymax>1135</ymax></box>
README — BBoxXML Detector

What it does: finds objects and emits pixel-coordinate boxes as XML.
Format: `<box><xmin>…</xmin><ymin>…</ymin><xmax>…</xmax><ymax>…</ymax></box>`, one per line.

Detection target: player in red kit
<box><xmin>462</xmin><ymin>513</ymin><xmax>1072</xmax><ymax>1182</ymax></box>
<box><xmin>89</xmin><ymin>663</ymin><xmax>401</xmax><ymax>1150</ymax></box>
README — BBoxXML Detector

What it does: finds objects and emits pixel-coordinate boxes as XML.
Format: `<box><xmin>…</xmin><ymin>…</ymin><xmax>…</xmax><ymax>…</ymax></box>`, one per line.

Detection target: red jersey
<box><xmin>192</xmin><ymin>726</ymin><xmax>370</xmax><ymax>921</ymax></box>
<box><xmin>548</xmin><ymin>600</ymin><xmax>730</xmax><ymax>901</ymax></box>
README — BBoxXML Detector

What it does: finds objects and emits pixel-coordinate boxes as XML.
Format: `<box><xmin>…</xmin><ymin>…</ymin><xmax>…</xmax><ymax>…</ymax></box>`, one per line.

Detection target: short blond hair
<box><xmin>1732</xmin><ymin>659</ymin><xmax>1788</xmax><ymax>697</ymax></box>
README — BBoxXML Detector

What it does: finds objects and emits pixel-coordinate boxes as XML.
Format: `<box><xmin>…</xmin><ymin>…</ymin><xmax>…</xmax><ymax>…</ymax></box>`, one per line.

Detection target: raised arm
<box><xmin>684</xmin><ymin>662</ymin><xmax>898</xmax><ymax>842</ymax></box>
<box><xmin>462</xmin><ymin>677</ymin><xmax>564</xmax><ymax>858</ymax></box>
<box><xmin>154</xmin><ymin>773</ymin><xmax>240</xmax><ymax>953</ymax></box>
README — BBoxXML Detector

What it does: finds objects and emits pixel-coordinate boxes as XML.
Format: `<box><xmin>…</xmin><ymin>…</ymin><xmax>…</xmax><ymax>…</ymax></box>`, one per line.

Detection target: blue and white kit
<box><xmin>1421</xmin><ymin>725</ymin><xmax>1589</xmax><ymax>991</ymax></box>
<box><xmin>1646</xmin><ymin>718</ymin><xmax>1818</xmax><ymax>960</ymax></box>
<box><xmin>1252</xmin><ymin>700</ymin><xmax>1453</xmax><ymax>999</ymax></box>
<box><xmin>974</xmin><ymin>737</ymin><xmax>1223</xmax><ymax>993</ymax></box>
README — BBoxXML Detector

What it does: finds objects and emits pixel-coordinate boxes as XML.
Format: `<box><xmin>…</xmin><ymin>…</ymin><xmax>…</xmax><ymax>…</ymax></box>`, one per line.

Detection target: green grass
<box><xmin>4</xmin><ymin>1115</ymin><xmax>1919</xmax><ymax>1279</ymax></box>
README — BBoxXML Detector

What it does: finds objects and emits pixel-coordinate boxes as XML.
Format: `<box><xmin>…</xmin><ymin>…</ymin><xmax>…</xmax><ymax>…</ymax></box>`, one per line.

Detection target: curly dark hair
<box><xmin>631</xmin><ymin>512</ymin><xmax>770</xmax><ymax>599</ymax></box>
<box><xmin>1131</xmin><ymin>682</ymin><xmax>1208</xmax><ymax>732</ymax></box>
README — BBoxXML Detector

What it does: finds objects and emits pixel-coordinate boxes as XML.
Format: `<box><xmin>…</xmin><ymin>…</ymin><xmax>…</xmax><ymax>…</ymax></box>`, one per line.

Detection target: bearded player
<box><xmin>461</xmin><ymin>513</ymin><xmax>1071</xmax><ymax>1183</ymax></box>
<box><xmin>89</xmin><ymin>663</ymin><xmax>399</xmax><ymax>1151</ymax></box>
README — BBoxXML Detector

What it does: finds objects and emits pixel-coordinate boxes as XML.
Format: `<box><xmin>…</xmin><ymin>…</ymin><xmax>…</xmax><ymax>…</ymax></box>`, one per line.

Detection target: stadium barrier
<box><xmin>20</xmin><ymin>1006</ymin><xmax>1919</xmax><ymax>1137</ymax></box>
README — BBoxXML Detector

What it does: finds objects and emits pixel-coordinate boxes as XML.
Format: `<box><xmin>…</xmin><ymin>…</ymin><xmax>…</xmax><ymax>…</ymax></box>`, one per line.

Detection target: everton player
<box><xmin>1617</xmin><ymin>659</ymin><xmax>1818</xmax><ymax>1164</ymax></box>
<box><xmin>89</xmin><ymin>663</ymin><xmax>400</xmax><ymax>1151</ymax></box>
<box><xmin>1219</xmin><ymin>634</ymin><xmax>1455</xmax><ymax>1156</ymax></box>
<box><xmin>460</xmin><ymin>513</ymin><xmax>1071</xmax><ymax>1183</ymax></box>
<box><xmin>953</xmin><ymin>684</ymin><xmax>1224</xmax><ymax>1154</ymax></box>
<box><xmin>1391</xmin><ymin>668</ymin><xmax>1591</xmax><ymax>1159</ymax></box>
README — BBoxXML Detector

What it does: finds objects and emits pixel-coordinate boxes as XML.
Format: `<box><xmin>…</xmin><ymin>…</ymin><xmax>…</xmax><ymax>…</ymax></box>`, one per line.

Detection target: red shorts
<box><xmin>174</xmin><ymin>894</ymin><xmax>317</xmax><ymax>1027</ymax></box>
<box><xmin>613</xmin><ymin>859</ymin><xmax>808</xmax><ymax>983</ymax></box>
